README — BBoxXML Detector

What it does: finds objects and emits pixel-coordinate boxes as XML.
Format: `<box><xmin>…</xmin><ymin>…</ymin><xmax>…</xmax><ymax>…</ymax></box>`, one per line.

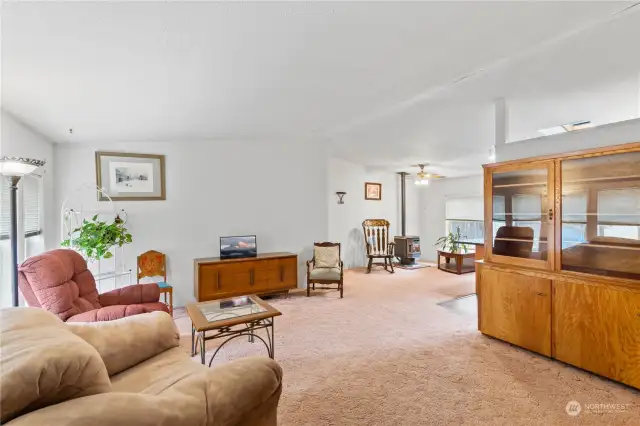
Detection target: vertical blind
<box><xmin>0</xmin><ymin>176</ymin><xmax>42</xmax><ymax>239</ymax></box>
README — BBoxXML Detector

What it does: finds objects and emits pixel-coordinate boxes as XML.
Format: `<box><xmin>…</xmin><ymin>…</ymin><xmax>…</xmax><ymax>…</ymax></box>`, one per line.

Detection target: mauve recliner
<box><xmin>18</xmin><ymin>249</ymin><xmax>169</xmax><ymax>322</ymax></box>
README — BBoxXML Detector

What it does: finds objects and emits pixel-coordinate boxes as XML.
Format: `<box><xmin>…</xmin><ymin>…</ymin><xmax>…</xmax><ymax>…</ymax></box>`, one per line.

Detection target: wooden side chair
<box><xmin>362</xmin><ymin>219</ymin><xmax>395</xmax><ymax>273</ymax></box>
<box><xmin>306</xmin><ymin>242</ymin><xmax>344</xmax><ymax>298</ymax></box>
<box><xmin>137</xmin><ymin>250</ymin><xmax>173</xmax><ymax>315</ymax></box>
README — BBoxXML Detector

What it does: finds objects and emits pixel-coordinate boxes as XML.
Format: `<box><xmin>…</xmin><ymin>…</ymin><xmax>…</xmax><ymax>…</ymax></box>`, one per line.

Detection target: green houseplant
<box><xmin>61</xmin><ymin>215</ymin><xmax>132</xmax><ymax>261</ymax></box>
<box><xmin>435</xmin><ymin>226</ymin><xmax>468</xmax><ymax>254</ymax></box>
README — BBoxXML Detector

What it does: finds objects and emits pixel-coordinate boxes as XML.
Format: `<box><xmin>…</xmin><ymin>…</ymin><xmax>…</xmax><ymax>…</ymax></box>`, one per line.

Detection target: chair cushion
<box><xmin>314</xmin><ymin>246</ymin><xmax>339</xmax><ymax>268</ymax></box>
<box><xmin>310</xmin><ymin>267</ymin><xmax>341</xmax><ymax>280</ymax></box>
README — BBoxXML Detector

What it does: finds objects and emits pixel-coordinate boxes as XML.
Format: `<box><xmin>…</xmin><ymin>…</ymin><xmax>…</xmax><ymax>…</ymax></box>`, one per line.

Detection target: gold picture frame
<box><xmin>364</xmin><ymin>182</ymin><xmax>382</xmax><ymax>200</ymax></box>
<box><xmin>95</xmin><ymin>151</ymin><xmax>166</xmax><ymax>201</ymax></box>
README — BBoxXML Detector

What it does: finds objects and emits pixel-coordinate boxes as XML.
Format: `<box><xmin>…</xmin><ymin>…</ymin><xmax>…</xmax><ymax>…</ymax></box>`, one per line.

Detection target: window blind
<box><xmin>598</xmin><ymin>188</ymin><xmax>640</xmax><ymax>225</ymax></box>
<box><xmin>0</xmin><ymin>176</ymin><xmax>42</xmax><ymax>240</ymax></box>
<box><xmin>445</xmin><ymin>197</ymin><xmax>483</xmax><ymax>221</ymax></box>
<box><xmin>512</xmin><ymin>194</ymin><xmax>542</xmax><ymax>221</ymax></box>
<box><xmin>492</xmin><ymin>195</ymin><xmax>506</xmax><ymax>221</ymax></box>
<box><xmin>562</xmin><ymin>192</ymin><xmax>588</xmax><ymax>222</ymax></box>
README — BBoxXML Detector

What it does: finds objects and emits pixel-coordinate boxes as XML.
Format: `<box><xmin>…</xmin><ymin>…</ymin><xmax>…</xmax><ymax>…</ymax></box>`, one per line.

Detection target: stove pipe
<box><xmin>398</xmin><ymin>172</ymin><xmax>409</xmax><ymax>236</ymax></box>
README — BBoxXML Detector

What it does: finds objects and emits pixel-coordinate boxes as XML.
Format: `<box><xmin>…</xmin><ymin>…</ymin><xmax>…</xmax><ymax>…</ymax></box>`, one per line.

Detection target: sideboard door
<box><xmin>479</xmin><ymin>268</ymin><xmax>552</xmax><ymax>356</ymax></box>
<box><xmin>553</xmin><ymin>280</ymin><xmax>640</xmax><ymax>388</ymax></box>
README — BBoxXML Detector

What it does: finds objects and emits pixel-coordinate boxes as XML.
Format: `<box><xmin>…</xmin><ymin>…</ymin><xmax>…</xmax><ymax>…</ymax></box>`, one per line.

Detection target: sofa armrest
<box><xmin>99</xmin><ymin>284</ymin><xmax>160</xmax><ymax>306</ymax></box>
<box><xmin>204</xmin><ymin>357</ymin><xmax>282</xmax><ymax>426</ymax></box>
<box><xmin>67</xmin><ymin>311</ymin><xmax>179</xmax><ymax>376</ymax></box>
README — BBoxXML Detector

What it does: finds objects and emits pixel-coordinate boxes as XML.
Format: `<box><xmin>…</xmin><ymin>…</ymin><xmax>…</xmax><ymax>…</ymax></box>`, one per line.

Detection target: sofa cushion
<box><xmin>68</xmin><ymin>311</ymin><xmax>179</xmax><ymax>376</ymax></box>
<box><xmin>310</xmin><ymin>267</ymin><xmax>341</xmax><ymax>280</ymax></box>
<box><xmin>0</xmin><ymin>308</ymin><xmax>111</xmax><ymax>424</ymax></box>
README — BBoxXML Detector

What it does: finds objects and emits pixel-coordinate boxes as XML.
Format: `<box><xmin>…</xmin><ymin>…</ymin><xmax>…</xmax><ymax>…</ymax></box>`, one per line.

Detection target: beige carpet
<box><xmin>174</xmin><ymin>267</ymin><xmax>639</xmax><ymax>425</ymax></box>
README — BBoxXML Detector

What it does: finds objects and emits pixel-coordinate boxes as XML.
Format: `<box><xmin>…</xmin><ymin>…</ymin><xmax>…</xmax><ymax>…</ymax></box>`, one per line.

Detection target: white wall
<box><xmin>1</xmin><ymin>110</ymin><xmax>55</xmax><ymax>247</ymax></box>
<box><xmin>54</xmin><ymin>140</ymin><xmax>328</xmax><ymax>307</ymax></box>
<box><xmin>328</xmin><ymin>158</ymin><xmax>418</xmax><ymax>267</ymax></box>
<box><xmin>499</xmin><ymin>117</ymin><xmax>640</xmax><ymax>161</ymax></box>
<box><xmin>0</xmin><ymin>110</ymin><xmax>54</xmax><ymax>307</ymax></box>
<box><xmin>418</xmin><ymin>175</ymin><xmax>484</xmax><ymax>261</ymax></box>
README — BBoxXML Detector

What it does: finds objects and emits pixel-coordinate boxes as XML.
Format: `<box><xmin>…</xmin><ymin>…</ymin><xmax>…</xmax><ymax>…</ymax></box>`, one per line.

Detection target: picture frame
<box><xmin>364</xmin><ymin>182</ymin><xmax>382</xmax><ymax>200</ymax></box>
<box><xmin>95</xmin><ymin>151</ymin><xmax>166</xmax><ymax>201</ymax></box>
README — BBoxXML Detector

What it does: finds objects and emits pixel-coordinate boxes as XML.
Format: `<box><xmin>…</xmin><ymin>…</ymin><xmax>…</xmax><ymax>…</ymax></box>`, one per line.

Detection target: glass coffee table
<box><xmin>186</xmin><ymin>295</ymin><xmax>281</xmax><ymax>366</ymax></box>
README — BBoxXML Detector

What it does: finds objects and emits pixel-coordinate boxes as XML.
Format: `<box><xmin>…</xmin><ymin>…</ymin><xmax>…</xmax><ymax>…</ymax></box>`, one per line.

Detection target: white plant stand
<box><xmin>61</xmin><ymin>183</ymin><xmax>131</xmax><ymax>292</ymax></box>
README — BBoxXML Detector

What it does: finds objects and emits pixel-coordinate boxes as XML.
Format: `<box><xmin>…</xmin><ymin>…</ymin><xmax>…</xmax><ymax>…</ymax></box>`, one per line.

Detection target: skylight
<box><xmin>539</xmin><ymin>120</ymin><xmax>592</xmax><ymax>136</ymax></box>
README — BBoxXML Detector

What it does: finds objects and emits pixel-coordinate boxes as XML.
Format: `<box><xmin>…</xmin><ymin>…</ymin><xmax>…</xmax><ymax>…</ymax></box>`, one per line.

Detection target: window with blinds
<box><xmin>0</xmin><ymin>176</ymin><xmax>42</xmax><ymax>240</ymax></box>
<box><xmin>445</xmin><ymin>196</ymin><xmax>484</xmax><ymax>242</ymax></box>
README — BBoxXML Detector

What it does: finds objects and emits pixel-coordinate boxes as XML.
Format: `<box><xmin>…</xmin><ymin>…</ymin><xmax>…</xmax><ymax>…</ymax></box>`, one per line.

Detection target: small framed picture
<box><xmin>95</xmin><ymin>151</ymin><xmax>166</xmax><ymax>201</ymax></box>
<box><xmin>365</xmin><ymin>182</ymin><xmax>382</xmax><ymax>200</ymax></box>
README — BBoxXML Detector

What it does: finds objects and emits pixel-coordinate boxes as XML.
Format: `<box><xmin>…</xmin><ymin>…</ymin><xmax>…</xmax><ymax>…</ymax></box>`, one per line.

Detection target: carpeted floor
<box><xmin>174</xmin><ymin>267</ymin><xmax>639</xmax><ymax>425</ymax></box>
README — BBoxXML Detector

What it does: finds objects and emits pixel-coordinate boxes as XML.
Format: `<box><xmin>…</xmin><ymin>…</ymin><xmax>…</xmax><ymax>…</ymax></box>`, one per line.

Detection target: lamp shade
<box><xmin>0</xmin><ymin>157</ymin><xmax>46</xmax><ymax>177</ymax></box>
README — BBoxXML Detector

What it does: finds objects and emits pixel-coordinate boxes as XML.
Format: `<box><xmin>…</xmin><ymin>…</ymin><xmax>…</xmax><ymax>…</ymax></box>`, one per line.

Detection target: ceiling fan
<box><xmin>412</xmin><ymin>164</ymin><xmax>444</xmax><ymax>186</ymax></box>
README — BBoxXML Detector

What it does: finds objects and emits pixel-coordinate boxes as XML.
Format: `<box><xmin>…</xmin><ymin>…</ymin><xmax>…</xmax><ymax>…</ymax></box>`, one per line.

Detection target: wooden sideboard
<box><xmin>194</xmin><ymin>252</ymin><xmax>298</xmax><ymax>301</ymax></box>
<box><xmin>479</xmin><ymin>142</ymin><xmax>640</xmax><ymax>390</ymax></box>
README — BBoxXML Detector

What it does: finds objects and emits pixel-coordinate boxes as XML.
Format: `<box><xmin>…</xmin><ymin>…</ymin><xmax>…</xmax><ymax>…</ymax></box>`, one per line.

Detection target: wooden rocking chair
<box><xmin>362</xmin><ymin>219</ymin><xmax>395</xmax><ymax>273</ymax></box>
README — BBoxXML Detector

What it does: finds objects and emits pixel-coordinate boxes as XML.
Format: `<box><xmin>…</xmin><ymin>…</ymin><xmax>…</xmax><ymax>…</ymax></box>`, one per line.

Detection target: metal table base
<box><xmin>191</xmin><ymin>318</ymin><xmax>275</xmax><ymax>366</ymax></box>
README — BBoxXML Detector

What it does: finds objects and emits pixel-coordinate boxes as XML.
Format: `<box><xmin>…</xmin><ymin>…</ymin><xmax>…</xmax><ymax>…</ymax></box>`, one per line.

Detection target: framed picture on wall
<box><xmin>364</xmin><ymin>182</ymin><xmax>382</xmax><ymax>200</ymax></box>
<box><xmin>95</xmin><ymin>151</ymin><xmax>166</xmax><ymax>201</ymax></box>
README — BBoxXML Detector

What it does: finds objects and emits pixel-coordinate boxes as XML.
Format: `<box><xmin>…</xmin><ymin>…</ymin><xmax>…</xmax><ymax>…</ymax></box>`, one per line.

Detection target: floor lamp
<box><xmin>0</xmin><ymin>157</ymin><xmax>46</xmax><ymax>307</ymax></box>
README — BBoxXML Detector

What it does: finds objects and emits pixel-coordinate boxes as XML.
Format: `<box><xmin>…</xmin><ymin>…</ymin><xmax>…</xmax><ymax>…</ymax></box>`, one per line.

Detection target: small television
<box><xmin>220</xmin><ymin>235</ymin><xmax>257</xmax><ymax>260</ymax></box>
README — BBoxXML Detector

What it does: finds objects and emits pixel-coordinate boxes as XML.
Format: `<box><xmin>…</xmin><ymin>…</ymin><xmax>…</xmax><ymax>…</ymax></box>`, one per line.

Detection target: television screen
<box><xmin>220</xmin><ymin>235</ymin><xmax>257</xmax><ymax>259</ymax></box>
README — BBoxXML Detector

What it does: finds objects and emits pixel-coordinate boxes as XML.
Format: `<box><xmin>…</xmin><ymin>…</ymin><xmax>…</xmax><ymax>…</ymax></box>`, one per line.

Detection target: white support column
<box><xmin>493</xmin><ymin>97</ymin><xmax>509</xmax><ymax>161</ymax></box>
<box><xmin>637</xmin><ymin>72</ymin><xmax>640</xmax><ymax>117</ymax></box>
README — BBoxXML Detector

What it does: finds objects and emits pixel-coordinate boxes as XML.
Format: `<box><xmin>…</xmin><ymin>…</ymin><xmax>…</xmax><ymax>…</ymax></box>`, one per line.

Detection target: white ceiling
<box><xmin>3</xmin><ymin>1</ymin><xmax>640</xmax><ymax>176</ymax></box>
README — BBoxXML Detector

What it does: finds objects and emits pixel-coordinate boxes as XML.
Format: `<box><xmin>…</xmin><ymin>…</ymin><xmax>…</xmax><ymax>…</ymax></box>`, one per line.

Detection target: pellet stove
<box><xmin>395</xmin><ymin>172</ymin><xmax>421</xmax><ymax>265</ymax></box>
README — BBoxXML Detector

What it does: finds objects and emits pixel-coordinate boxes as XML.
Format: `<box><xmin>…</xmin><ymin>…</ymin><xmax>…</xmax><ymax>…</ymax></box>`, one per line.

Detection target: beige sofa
<box><xmin>0</xmin><ymin>307</ymin><xmax>282</xmax><ymax>426</ymax></box>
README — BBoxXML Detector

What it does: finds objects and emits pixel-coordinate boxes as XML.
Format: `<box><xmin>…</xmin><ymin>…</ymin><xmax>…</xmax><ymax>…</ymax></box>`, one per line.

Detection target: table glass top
<box><xmin>197</xmin><ymin>296</ymin><xmax>267</xmax><ymax>323</ymax></box>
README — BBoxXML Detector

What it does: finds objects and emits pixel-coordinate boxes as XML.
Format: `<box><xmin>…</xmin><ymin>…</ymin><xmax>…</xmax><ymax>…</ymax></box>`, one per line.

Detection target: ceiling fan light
<box><xmin>415</xmin><ymin>178</ymin><xmax>429</xmax><ymax>186</ymax></box>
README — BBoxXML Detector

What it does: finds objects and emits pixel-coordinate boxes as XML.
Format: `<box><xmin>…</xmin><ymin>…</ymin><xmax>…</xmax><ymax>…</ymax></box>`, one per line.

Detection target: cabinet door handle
<box><xmin>250</xmin><ymin>269</ymin><xmax>254</xmax><ymax>286</ymax></box>
<box><xmin>536</xmin><ymin>292</ymin><xmax>547</xmax><ymax>297</ymax></box>
<box><xmin>216</xmin><ymin>270</ymin><xmax>220</xmax><ymax>289</ymax></box>
<box><xmin>548</xmin><ymin>209</ymin><xmax>553</xmax><ymax>221</ymax></box>
<box><xmin>280</xmin><ymin>265</ymin><xmax>284</xmax><ymax>282</ymax></box>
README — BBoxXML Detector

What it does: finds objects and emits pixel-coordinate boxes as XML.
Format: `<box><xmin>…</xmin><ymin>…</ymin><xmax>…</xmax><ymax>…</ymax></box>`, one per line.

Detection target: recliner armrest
<box><xmin>99</xmin><ymin>284</ymin><xmax>160</xmax><ymax>306</ymax></box>
<box><xmin>67</xmin><ymin>311</ymin><xmax>179</xmax><ymax>376</ymax></box>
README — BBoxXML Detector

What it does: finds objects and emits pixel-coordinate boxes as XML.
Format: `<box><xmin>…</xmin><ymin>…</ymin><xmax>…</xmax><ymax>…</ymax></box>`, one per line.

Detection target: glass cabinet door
<box><xmin>487</xmin><ymin>162</ymin><xmax>555</xmax><ymax>269</ymax></box>
<box><xmin>560</xmin><ymin>151</ymin><xmax>640</xmax><ymax>279</ymax></box>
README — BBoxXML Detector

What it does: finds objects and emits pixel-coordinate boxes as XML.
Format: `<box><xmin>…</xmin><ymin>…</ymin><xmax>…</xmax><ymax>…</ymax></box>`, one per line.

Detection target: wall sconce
<box><xmin>336</xmin><ymin>192</ymin><xmax>346</xmax><ymax>204</ymax></box>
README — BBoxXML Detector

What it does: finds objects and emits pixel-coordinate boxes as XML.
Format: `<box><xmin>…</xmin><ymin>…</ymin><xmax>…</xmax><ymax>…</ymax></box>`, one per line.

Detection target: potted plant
<box><xmin>435</xmin><ymin>226</ymin><xmax>468</xmax><ymax>254</ymax></box>
<box><xmin>61</xmin><ymin>214</ymin><xmax>132</xmax><ymax>261</ymax></box>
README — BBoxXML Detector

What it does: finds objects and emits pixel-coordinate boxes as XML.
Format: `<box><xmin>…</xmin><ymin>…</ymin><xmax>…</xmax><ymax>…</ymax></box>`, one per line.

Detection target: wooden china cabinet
<box><xmin>478</xmin><ymin>142</ymin><xmax>640</xmax><ymax>389</ymax></box>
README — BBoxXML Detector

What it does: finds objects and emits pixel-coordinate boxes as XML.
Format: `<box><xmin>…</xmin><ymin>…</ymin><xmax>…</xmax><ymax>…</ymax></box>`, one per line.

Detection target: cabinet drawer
<box><xmin>479</xmin><ymin>268</ymin><xmax>551</xmax><ymax>356</ymax></box>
